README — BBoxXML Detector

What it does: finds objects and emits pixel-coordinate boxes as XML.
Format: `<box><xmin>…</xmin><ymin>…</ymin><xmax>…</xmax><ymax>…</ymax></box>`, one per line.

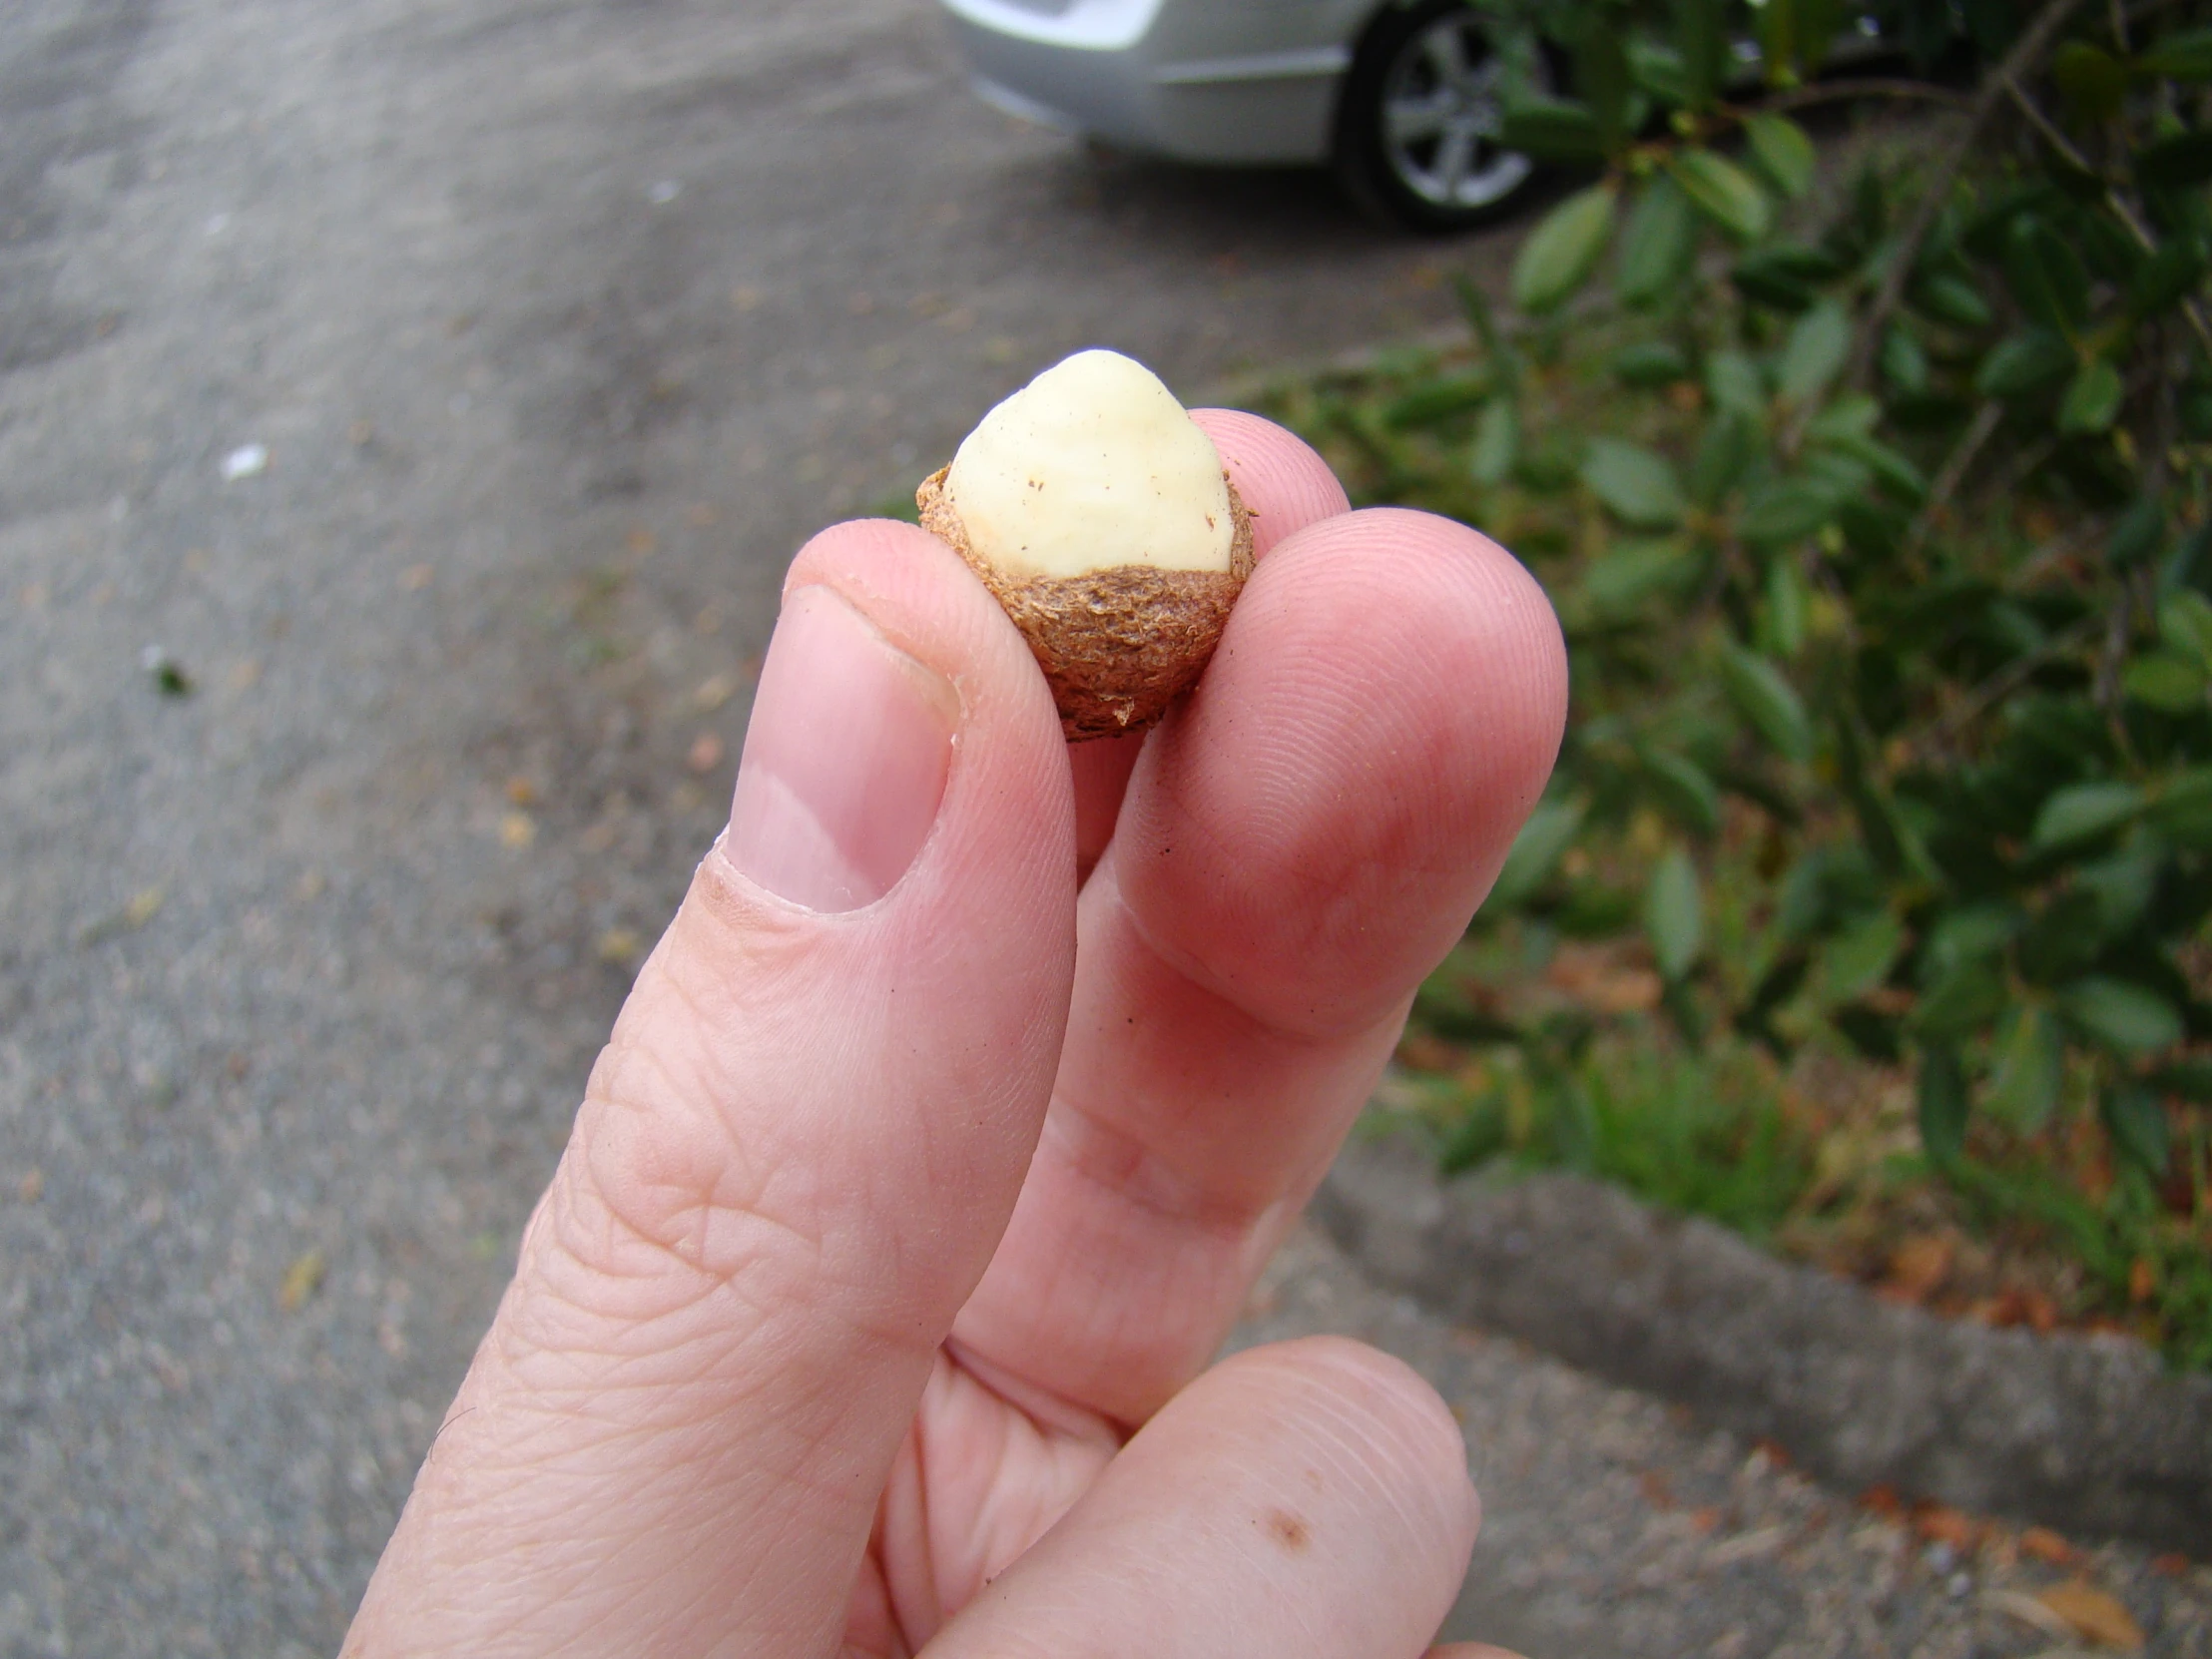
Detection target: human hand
<box><xmin>343</xmin><ymin>410</ymin><xmax>1566</xmax><ymax>1658</ymax></box>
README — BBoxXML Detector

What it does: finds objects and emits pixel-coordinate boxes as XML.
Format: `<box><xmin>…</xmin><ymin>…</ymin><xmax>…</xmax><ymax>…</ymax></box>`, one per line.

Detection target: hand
<box><xmin>343</xmin><ymin>410</ymin><xmax>1566</xmax><ymax>1658</ymax></box>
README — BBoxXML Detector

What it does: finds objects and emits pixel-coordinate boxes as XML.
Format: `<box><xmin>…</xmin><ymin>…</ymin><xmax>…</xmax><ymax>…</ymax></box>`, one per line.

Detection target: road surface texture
<box><xmin>1</xmin><ymin>1</ymin><xmax>2204</xmax><ymax>1655</ymax></box>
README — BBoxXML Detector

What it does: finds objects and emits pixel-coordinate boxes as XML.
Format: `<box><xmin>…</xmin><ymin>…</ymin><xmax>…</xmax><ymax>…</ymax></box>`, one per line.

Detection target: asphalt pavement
<box><xmin>5</xmin><ymin>3</ymin><xmax>2208</xmax><ymax>1657</ymax></box>
<box><xmin>0</xmin><ymin>0</ymin><xmax>1473</xmax><ymax>1651</ymax></box>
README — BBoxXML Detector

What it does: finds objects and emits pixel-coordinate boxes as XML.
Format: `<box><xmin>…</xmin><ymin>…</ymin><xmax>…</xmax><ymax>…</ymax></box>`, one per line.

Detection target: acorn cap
<box><xmin>917</xmin><ymin>466</ymin><xmax>1253</xmax><ymax>741</ymax></box>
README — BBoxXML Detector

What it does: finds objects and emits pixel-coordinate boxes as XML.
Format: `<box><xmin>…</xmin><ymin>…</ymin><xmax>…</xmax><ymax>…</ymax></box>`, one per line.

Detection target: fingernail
<box><xmin>726</xmin><ymin>585</ymin><xmax>956</xmax><ymax>911</ymax></box>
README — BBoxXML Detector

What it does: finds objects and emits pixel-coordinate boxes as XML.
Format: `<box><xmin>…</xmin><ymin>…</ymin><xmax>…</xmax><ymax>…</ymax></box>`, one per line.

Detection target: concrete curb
<box><xmin>1313</xmin><ymin>1129</ymin><xmax>2212</xmax><ymax>1556</ymax></box>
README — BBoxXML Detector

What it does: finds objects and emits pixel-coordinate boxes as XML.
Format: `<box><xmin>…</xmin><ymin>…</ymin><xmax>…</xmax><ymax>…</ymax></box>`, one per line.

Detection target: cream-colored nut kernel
<box><xmin>943</xmin><ymin>348</ymin><xmax>1237</xmax><ymax>581</ymax></box>
<box><xmin>919</xmin><ymin>348</ymin><xmax>1255</xmax><ymax>743</ymax></box>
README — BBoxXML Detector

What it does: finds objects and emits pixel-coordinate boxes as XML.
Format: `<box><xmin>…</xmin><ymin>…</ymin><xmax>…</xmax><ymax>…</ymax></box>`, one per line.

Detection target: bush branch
<box><xmin>1761</xmin><ymin>79</ymin><xmax>1976</xmax><ymax>115</ymax></box>
<box><xmin>1847</xmin><ymin>0</ymin><xmax>2097</xmax><ymax>391</ymax></box>
<box><xmin>1998</xmin><ymin>75</ymin><xmax>2212</xmax><ymax>359</ymax></box>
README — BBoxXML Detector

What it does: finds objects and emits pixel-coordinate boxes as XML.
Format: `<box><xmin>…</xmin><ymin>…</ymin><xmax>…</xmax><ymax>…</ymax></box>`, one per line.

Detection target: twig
<box><xmin>1999</xmin><ymin>75</ymin><xmax>2212</xmax><ymax>355</ymax></box>
<box><xmin>1760</xmin><ymin>79</ymin><xmax>1977</xmax><ymax>115</ymax></box>
<box><xmin>2009</xmin><ymin>521</ymin><xmax>2097</xmax><ymax>590</ymax></box>
<box><xmin>2095</xmin><ymin>584</ymin><xmax>2141</xmax><ymax>765</ymax></box>
<box><xmin>1900</xmin><ymin>399</ymin><xmax>2005</xmax><ymax>565</ymax></box>
<box><xmin>1847</xmin><ymin>0</ymin><xmax>2098</xmax><ymax>392</ymax></box>
<box><xmin>1927</xmin><ymin>612</ymin><xmax>2102</xmax><ymax>746</ymax></box>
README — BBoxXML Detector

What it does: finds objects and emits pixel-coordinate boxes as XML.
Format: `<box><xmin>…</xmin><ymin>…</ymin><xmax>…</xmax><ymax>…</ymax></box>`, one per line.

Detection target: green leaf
<box><xmin>1644</xmin><ymin>843</ymin><xmax>1705</xmax><ymax>980</ymax></box>
<box><xmin>1497</xmin><ymin>94</ymin><xmax>1608</xmax><ymax>162</ymax></box>
<box><xmin>1512</xmin><ymin>184</ymin><xmax>1618</xmax><ymax>313</ymax></box>
<box><xmin>1744</xmin><ymin>112</ymin><xmax>1817</xmax><ymax>199</ymax></box>
<box><xmin>2058</xmin><ymin>358</ymin><xmax>2124</xmax><ymax>433</ymax></box>
<box><xmin>1640</xmin><ymin>747</ymin><xmax>1722</xmax><ymax>834</ymax></box>
<box><xmin>1987</xmin><ymin>1004</ymin><xmax>2063</xmax><ymax>1133</ymax></box>
<box><xmin>2149</xmin><ymin>1056</ymin><xmax>2212</xmax><ymax>1101</ymax></box>
<box><xmin>2112</xmin><ymin>496</ymin><xmax>2166</xmax><ymax>567</ymax></box>
<box><xmin>2124</xmin><ymin>652</ymin><xmax>2210</xmax><ymax>712</ymax></box>
<box><xmin>2138</xmin><ymin>129</ymin><xmax>2212</xmax><ymax>189</ymax></box>
<box><xmin>1452</xmin><ymin>274</ymin><xmax>1509</xmax><ymax>366</ymax></box>
<box><xmin>1974</xmin><ymin>329</ymin><xmax>2075</xmax><ymax>398</ymax></box>
<box><xmin>1573</xmin><ymin>20</ymin><xmax>1635</xmax><ymax>150</ymax></box>
<box><xmin>2159</xmin><ymin>589</ymin><xmax>2212</xmax><ymax>668</ymax></box>
<box><xmin>1487</xmin><ymin>800</ymin><xmax>1585</xmax><ymax>908</ymax></box>
<box><xmin>2138</xmin><ymin>26</ymin><xmax>2212</xmax><ymax>80</ymax></box>
<box><xmin>2125</xmin><ymin>236</ymin><xmax>2209</xmax><ymax>319</ymax></box>
<box><xmin>1627</xmin><ymin>38</ymin><xmax>1692</xmax><ymax>104</ymax></box>
<box><xmin>1704</xmin><ymin>348</ymin><xmax>1767</xmax><ymax>415</ymax></box>
<box><xmin>1616</xmin><ymin>176</ymin><xmax>1699</xmax><ymax>307</ymax></box>
<box><xmin>2101</xmin><ymin>1083</ymin><xmax>2171</xmax><ymax>1176</ymax></box>
<box><xmin>1738</xmin><ymin>478</ymin><xmax>1838</xmax><ymax>544</ymax></box>
<box><xmin>1921</xmin><ymin>903</ymin><xmax>2020</xmax><ymax>984</ymax></box>
<box><xmin>1918</xmin><ymin>1044</ymin><xmax>1969</xmax><ymax>1168</ymax></box>
<box><xmin>1910</xmin><ymin>273</ymin><xmax>1994</xmax><ymax>329</ymax></box>
<box><xmin>1775</xmin><ymin>299</ymin><xmax>1852</xmax><ymax>405</ymax></box>
<box><xmin>2004</xmin><ymin>217</ymin><xmax>2091</xmax><ymax>333</ymax></box>
<box><xmin>1732</xmin><ymin>242</ymin><xmax>1841</xmax><ymax>311</ymax></box>
<box><xmin>2051</xmin><ymin>40</ymin><xmax>2128</xmax><ymax>121</ymax></box>
<box><xmin>1718</xmin><ymin>640</ymin><xmax>1815</xmax><ymax>762</ymax></box>
<box><xmin>1582</xmin><ymin>535</ymin><xmax>1701</xmax><ymax>613</ymax></box>
<box><xmin>1822</xmin><ymin>909</ymin><xmax>1905</xmax><ymax>1003</ymax></box>
<box><xmin>1817</xmin><ymin>431</ymin><xmax>1929</xmax><ymax>503</ymax></box>
<box><xmin>1581</xmin><ymin>437</ymin><xmax>1688</xmax><ymax>528</ymax></box>
<box><xmin>1382</xmin><ymin>371</ymin><xmax>1494</xmax><ymax>429</ymax></box>
<box><xmin>2074</xmin><ymin>844</ymin><xmax>2160</xmax><ymax>937</ymax></box>
<box><xmin>1469</xmin><ymin>397</ymin><xmax>1519</xmax><ymax>488</ymax></box>
<box><xmin>1667</xmin><ymin>149</ymin><xmax>1773</xmax><ymax>242</ymax></box>
<box><xmin>2030</xmin><ymin>781</ymin><xmax>2143</xmax><ymax>851</ymax></box>
<box><xmin>2059</xmin><ymin>977</ymin><xmax>2184</xmax><ymax>1055</ymax></box>
<box><xmin>2150</xmin><ymin>768</ymin><xmax>2212</xmax><ymax>846</ymax></box>
<box><xmin>1674</xmin><ymin>0</ymin><xmax>1728</xmax><ymax>108</ymax></box>
<box><xmin>1611</xmin><ymin>340</ymin><xmax>1693</xmax><ymax>386</ymax></box>
<box><xmin>1879</xmin><ymin>325</ymin><xmax>1931</xmax><ymax>393</ymax></box>
<box><xmin>1806</xmin><ymin>394</ymin><xmax>1879</xmax><ymax>442</ymax></box>
<box><xmin>1763</xmin><ymin>551</ymin><xmax>1809</xmax><ymax>658</ymax></box>
<box><xmin>1689</xmin><ymin>409</ymin><xmax>1762</xmax><ymax>507</ymax></box>
<box><xmin>1915</xmin><ymin>960</ymin><xmax>2009</xmax><ymax>1038</ymax></box>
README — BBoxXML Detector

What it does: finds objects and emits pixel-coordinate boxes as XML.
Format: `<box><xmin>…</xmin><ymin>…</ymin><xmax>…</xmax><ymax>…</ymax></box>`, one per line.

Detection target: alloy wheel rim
<box><xmin>1380</xmin><ymin>15</ymin><xmax>1538</xmax><ymax>210</ymax></box>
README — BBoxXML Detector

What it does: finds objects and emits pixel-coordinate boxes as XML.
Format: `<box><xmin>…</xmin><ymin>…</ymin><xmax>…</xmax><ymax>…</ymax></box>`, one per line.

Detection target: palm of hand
<box><xmin>345</xmin><ymin>413</ymin><xmax>1565</xmax><ymax>1658</ymax></box>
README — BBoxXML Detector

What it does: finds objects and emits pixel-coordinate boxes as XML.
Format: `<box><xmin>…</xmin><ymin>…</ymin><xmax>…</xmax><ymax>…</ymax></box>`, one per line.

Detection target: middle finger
<box><xmin>953</xmin><ymin>427</ymin><xmax>1567</xmax><ymax>1426</ymax></box>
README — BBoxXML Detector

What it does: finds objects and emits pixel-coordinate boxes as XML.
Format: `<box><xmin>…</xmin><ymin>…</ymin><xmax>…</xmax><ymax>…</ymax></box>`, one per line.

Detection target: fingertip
<box><xmin>1270</xmin><ymin>505</ymin><xmax>1565</xmax><ymax>737</ymax></box>
<box><xmin>1116</xmin><ymin>503</ymin><xmax>1568</xmax><ymax>1035</ymax></box>
<box><xmin>1220</xmin><ymin>1336</ymin><xmax>1480</xmax><ymax>1549</ymax></box>
<box><xmin>1189</xmin><ymin>408</ymin><xmax>1350</xmax><ymax>558</ymax></box>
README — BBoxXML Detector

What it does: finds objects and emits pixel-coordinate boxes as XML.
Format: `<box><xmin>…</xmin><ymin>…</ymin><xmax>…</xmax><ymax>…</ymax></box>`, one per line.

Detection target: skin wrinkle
<box><xmin>1060</xmin><ymin>889</ymin><xmax>1415</xmax><ymax>1217</ymax></box>
<box><xmin>359</xmin><ymin>445</ymin><xmax>1570</xmax><ymax>1659</ymax></box>
<box><xmin>567</xmin><ymin>858</ymin><xmax>1055</xmax><ymax>1362</ymax></box>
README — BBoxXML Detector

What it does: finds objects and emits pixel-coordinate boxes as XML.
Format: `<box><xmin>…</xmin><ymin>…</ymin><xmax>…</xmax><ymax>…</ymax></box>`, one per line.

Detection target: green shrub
<box><xmin>1278</xmin><ymin>0</ymin><xmax>2212</xmax><ymax>1364</ymax></box>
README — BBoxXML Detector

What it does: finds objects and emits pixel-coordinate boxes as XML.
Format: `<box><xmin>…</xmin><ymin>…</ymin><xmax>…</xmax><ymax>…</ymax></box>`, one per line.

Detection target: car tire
<box><xmin>1332</xmin><ymin>0</ymin><xmax>1559</xmax><ymax>235</ymax></box>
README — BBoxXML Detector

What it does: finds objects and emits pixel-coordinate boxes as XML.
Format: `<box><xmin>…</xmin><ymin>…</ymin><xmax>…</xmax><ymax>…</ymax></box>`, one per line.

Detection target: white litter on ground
<box><xmin>221</xmin><ymin>443</ymin><xmax>268</xmax><ymax>481</ymax></box>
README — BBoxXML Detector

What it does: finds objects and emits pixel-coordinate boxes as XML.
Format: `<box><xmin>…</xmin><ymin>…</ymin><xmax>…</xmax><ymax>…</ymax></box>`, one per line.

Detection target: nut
<box><xmin>917</xmin><ymin>348</ymin><xmax>1254</xmax><ymax>741</ymax></box>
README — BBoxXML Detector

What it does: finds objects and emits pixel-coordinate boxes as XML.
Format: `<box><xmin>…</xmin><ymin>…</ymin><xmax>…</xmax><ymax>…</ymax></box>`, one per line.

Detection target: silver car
<box><xmin>937</xmin><ymin>0</ymin><xmax>1560</xmax><ymax>232</ymax></box>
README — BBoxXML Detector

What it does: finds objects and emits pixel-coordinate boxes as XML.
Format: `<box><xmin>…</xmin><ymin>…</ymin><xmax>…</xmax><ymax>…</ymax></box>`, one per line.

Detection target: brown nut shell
<box><xmin>916</xmin><ymin>465</ymin><xmax>1255</xmax><ymax>742</ymax></box>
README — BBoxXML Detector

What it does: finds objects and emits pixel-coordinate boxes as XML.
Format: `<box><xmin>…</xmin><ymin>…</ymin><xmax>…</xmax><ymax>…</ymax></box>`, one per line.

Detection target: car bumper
<box><xmin>939</xmin><ymin>0</ymin><xmax>1353</xmax><ymax>165</ymax></box>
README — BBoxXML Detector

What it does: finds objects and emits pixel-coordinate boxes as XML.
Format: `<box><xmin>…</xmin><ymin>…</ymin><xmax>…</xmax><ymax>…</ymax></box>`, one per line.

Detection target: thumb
<box><xmin>346</xmin><ymin>521</ymin><xmax>1077</xmax><ymax>1656</ymax></box>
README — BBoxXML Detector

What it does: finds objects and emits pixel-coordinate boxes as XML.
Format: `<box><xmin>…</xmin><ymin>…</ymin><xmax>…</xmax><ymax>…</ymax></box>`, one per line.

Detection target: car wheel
<box><xmin>1333</xmin><ymin>0</ymin><xmax>1556</xmax><ymax>235</ymax></box>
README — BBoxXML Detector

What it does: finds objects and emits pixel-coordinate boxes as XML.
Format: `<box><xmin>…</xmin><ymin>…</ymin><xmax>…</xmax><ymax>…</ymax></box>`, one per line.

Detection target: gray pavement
<box><xmin>0</xmin><ymin>1</ymin><xmax>1470</xmax><ymax>1651</ymax></box>
<box><xmin>2</xmin><ymin>3</ymin><xmax>2205</xmax><ymax>1656</ymax></box>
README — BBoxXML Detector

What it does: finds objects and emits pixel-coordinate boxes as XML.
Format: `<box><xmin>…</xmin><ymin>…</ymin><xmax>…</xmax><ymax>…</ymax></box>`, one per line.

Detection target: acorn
<box><xmin>917</xmin><ymin>348</ymin><xmax>1254</xmax><ymax>741</ymax></box>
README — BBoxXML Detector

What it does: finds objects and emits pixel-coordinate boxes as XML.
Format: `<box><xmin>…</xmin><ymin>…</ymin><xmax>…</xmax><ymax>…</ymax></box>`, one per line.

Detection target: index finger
<box><xmin>953</xmin><ymin>415</ymin><xmax>1568</xmax><ymax>1426</ymax></box>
